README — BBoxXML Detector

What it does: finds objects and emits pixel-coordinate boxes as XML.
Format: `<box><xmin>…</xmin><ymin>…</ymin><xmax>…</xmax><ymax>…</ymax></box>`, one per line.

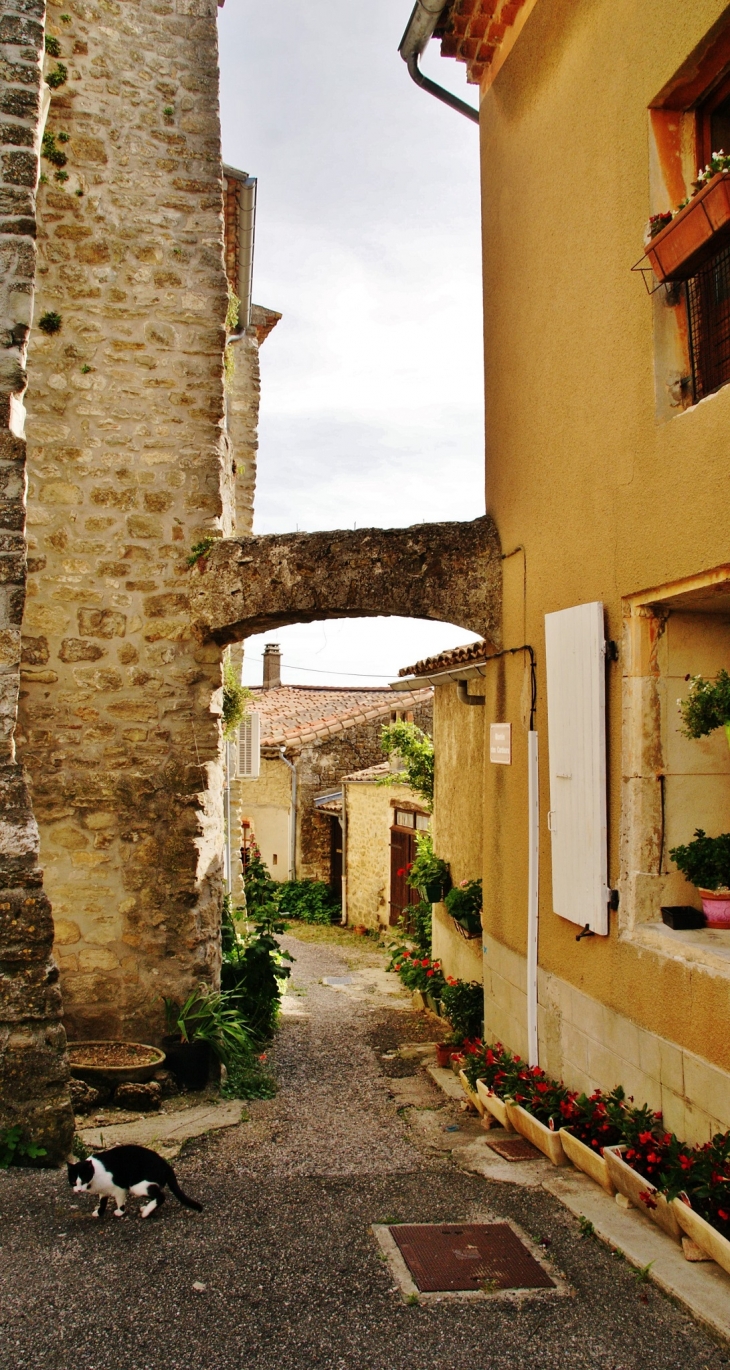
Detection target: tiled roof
<box><xmin>435</xmin><ymin>0</ymin><xmax>535</xmax><ymax>87</ymax></box>
<box><xmin>398</xmin><ymin>640</ymin><xmax>489</xmax><ymax>677</ymax></box>
<box><xmin>342</xmin><ymin>762</ymin><xmax>391</xmax><ymax>783</ymax></box>
<box><xmin>251</xmin><ymin>685</ymin><xmax>432</xmax><ymax>749</ymax></box>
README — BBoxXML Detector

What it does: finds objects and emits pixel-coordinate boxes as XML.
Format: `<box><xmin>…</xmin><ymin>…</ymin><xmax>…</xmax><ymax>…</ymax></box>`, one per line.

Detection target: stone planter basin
<box><xmin>475</xmin><ymin>1079</ymin><xmax>513</xmax><ymax>1130</ymax></box>
<box><xmin>559</xmin><ymin>1128</ymin><xmax>615</xmax><ymax>1194</ymax></box>
<box><xmin>458</xmin><ymin>1068</ymin><xmax>486</xmax><ymax>1116</ymax></box>
<box><xmin>673</xmin><ymin>1197</ymin><xmax>730</xmax><ymax>1275</ymax></box>
<box><xmin>603</xmin><ymin>1145</ymin><xmax>681</xmax><ymax>1241</ymax></box>
<box><xmin>68</xmin><ymin>1041</ymin><xmax>165</xmax><ymax>1087</ymax></box>
<box><xmin>505</xmin><ymin>1101</ymin><xmax>568</xmax><ymax>1166</ymax></box>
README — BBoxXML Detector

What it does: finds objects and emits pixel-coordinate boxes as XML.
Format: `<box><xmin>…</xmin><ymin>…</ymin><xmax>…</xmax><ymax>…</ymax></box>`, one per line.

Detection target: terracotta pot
<box><xmin>673</xmin><ymin>1197</ymin><xmax>730</xmax><ymax>1274</ymax></box>
<box><xmin>603</xmin><ymin>1146</ymin><xmax>681</xmax><ymax>1241</ymax></box>
<box><xmin>435</xmin><ymin>1043</ymin><xmax>453</xmax><ymax>1068</ymax></box>
<box><xmin>352</xmin><ymin>924</ymin><xmax>367</xmax><ymax>936</ymax></box>
<box><xmin>646</xmin><ymin>172</ymin><xmax>730</xmax><ymax>282</ymax></box>
<box><xmin>699</xmin><ymin>889</ymin><xmax>730</xmax><ymax>928</ymax></box>
<box><xmin>504</xmin><ymin>1101</ymin><xmax>567</xmax><ymax>1166</ymax></box>
<box><xmin>458</xmin><ymin>1068</ymin><xmax>486</xmax><ymax>1116</ymax></box>
<box><xmin>475</xmin><ymin>1079</ymin><xmax>513</xmax><ymax>1130</ymax></box>
<box><xmin>559</xmin><ymin>1128</ymin><xmax>615</xmax><ymax>1195</ymax></box>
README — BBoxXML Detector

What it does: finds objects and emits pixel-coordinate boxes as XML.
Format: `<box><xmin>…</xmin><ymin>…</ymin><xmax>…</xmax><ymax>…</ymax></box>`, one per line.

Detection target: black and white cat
<box><xmin>67</xmin><ymin>1144</ymin><xmax>203</xmax><ymax>1219</ymax></box>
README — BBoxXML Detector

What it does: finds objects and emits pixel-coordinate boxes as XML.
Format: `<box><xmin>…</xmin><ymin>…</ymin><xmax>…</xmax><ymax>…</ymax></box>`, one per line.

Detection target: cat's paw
<box><xmin>92</xmin><ymin>1210</ymin><xmax>100</xmax><ymax>1219</ymax></box>
<box><xmin>113</xmin><ymin>1208</ymin><xmax>125</xmax><ymax>1218</ymax></box>
<box><xmin>140</xmin><ymin>1201</ymin><xmax>157</xmax><ymax>1219</ymax></box>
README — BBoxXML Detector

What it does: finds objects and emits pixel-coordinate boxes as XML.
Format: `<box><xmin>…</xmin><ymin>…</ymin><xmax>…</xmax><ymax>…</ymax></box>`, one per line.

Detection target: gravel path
<box><xmin>1</xmin><ymin>931</ymin><xmax>729</xmax><ymax>1370</ymax></box>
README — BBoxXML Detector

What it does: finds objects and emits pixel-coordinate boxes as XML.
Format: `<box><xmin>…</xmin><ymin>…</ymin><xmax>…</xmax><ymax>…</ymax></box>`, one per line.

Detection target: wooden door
<box><xmin>389</xmin><ymin>825</ymin><xmax>419</xmax><ymax>926</ymax></box>
<box><xmin>330</xmin><ymin>816</ymin><xmax>342</xmax><ymax>897</ymax></box>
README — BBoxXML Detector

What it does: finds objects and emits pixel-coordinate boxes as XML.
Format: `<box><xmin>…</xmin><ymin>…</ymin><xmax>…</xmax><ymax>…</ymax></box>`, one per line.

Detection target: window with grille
<box><xmin>237</xmin><ymin>711</ymin><xmax>260</xmax><ymax>778</ymax></box>
<box><xmin>686</xmin><ymin>243</ymin><xmax>730</xmax><ymax>401</ymax></box>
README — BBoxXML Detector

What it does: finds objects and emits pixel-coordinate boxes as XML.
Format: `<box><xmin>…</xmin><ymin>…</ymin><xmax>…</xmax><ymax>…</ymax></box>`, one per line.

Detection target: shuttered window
<box><xmin>544</xmin><ymin>602</ymin><xmax>609</xmax><ymax>934</ymax></box>
<box><xmin>237</xmin><ymin>710</ymin><xmax>260</xmax><ymax>779</ymax></box>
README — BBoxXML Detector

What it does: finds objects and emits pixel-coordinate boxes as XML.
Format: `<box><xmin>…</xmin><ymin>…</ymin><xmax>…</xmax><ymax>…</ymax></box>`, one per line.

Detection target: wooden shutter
<box><xmin>237</xmin><ymin>710</ymin><xmax>260</xmax><ymax>778</ymax></box>
<box><xmin>545</xmin><ymin>602</ymin><xmax>609</xmax><ymax>934</ymax></box>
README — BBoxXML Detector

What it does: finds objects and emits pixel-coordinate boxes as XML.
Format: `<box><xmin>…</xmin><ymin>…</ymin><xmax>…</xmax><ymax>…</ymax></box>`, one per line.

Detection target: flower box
<box><xmin>559</xmin><ymin>1128</ymin><xmax>615</xmax><ymax>1195</ymax></box>
<box><xmin>504</xmin><ymin>1101</ymin><xmax>568</xmax><ymax>1166</ymax></box>
<box><xmin>603</xmin><ymin>1146</ymin><xmax>681</xmax><ymax>1241</ymax></box>
<box><xmin>458</xmin><ymin>1068</ymin><xmax>486</xmax><ymax>1116</ymax></box>
<box><xmin>673</xmin><ymin>1197</ymin><xmax>730</xmax><ymax>1275</ymax></box>
<box><xmin>646</xmin><ymin>172</ymin><xmax>730</xmax><ymax>282</ymax></box>
<box><xmin>475</xmin><ymin>1078</ymin><xmax>513</xmax><ymax>1130</ymax></box>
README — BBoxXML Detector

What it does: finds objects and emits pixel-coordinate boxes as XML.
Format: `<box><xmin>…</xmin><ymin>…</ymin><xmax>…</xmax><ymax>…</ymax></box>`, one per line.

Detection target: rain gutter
<box><xmin>398</xmin><ymin>0</ymin><xmax>479</xmax><ymax>124</ymax></box>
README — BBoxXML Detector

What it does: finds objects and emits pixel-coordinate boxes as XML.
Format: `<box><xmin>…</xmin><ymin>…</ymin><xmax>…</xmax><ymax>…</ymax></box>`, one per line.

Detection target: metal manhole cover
<box><xmin>486</xmin><ymin>1136</ymin><xmax>543</xmax><ymax>1162</ymax></box>
<box><xmin>389</xmin><ymin>1223</ymin><xmax>554</xmax><ymax>1292</ymax></box>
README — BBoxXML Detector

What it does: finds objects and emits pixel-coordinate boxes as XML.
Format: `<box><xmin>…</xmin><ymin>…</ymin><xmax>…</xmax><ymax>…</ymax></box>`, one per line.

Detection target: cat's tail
<box><xmin>165</xmin><ymin>1165</ymin><xmax>203</xmax><ymax>1211</ymax></box>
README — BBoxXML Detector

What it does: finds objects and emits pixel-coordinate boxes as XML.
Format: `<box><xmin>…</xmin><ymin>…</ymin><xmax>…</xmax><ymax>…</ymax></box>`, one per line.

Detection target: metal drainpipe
<box><xmin>279</xmin><ymin>748</ymin><xmax>297</xmax><ymax>880</ymax></box>
<box><xmin>340</xmin><ymin>789</ymin><xmax>347</xmax><ymax>926</ymax></box>
<box><xmin>398</xmin><ymin>0</ymin><xmax>479</xmax><ymax>124</ymax></box>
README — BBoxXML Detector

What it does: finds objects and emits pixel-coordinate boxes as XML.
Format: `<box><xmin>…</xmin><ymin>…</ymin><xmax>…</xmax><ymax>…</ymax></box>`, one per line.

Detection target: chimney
<box><xmin>262</xmin><ymin>643</ymin><xmax>282</xmax><ymax>690</ymax></box>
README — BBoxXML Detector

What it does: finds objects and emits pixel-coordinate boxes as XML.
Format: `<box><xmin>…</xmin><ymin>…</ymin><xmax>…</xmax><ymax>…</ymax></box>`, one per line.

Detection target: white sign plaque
<box><xmin>490</xmin><ymin>723</ymin><xmax>512</xmax><ymax>765</ymax></box>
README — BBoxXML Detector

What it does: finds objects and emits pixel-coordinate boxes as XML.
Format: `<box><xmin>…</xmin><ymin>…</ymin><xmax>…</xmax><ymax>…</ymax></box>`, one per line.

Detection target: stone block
<box><xmin>114</xmin><ymin>1080</ymin><xmax>161</xmax><ymax>1111</ymax></box>
<box><xmin>59</xmin><ymin>638</ymin><xmax>105</xmax><ymax>662</ymax></box>
<box><xmin>77</xmin><ymin>607</ymin><xmax>126</xmax><ymax>638</ymax></box>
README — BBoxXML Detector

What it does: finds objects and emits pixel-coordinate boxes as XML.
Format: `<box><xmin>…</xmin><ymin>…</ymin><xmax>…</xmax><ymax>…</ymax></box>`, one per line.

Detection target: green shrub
<box><xmin>440</xmin><ymin>978</ymin><xmax>483</xmax><ymax>1042</ymax></box>
<box><xmin>669</xmin><ymin>829</ymin><xmax>730</xmax><ymax>891</ymax></box>
<box><xmin>444</xmin><ymin>878</ymin><xmax>482</xmax><ymax>936</ymax></box>
<box><xmin>221</xmin><ymin>857</ymin><xmax>292</xmax><ymax>1041</ymax></box>
<box><xmin>0</xmin><ymin>1125</ymin><xmax>47</xmax><ymax>1169</ymax></box>
<box><xmin>38</xmin><ymin>311</ymin><xmax>62</xmax><ymax>335</ymax></box>
<box><xmin>404</xmin><ymin>831</ymin><xmax>450</xmax><ymax>898</ymax></box>
<box><xmin>679</xmin><ymin>671</ymin><xmax>730</xmax><ymax>747</ymax></box>
<box><xmin>277</xmin><ymin>879</ymin><xmax>340</xmax><ymax>924</ymax></box>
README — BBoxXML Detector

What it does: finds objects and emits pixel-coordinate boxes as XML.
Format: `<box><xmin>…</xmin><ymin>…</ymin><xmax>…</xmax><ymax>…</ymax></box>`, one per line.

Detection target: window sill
<box><xmin>625</xmin><ymin>921</ymin><xmax>730</xmax><ymax>976</ymax></box>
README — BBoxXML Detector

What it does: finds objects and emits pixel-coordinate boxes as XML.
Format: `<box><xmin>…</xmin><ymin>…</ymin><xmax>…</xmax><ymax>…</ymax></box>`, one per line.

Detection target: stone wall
<box><xmin>0</xmin><ymin>0</ymin><xmax>74</xmax><ymax>1159</ymax></box>
<box><xmin>295</xmin><ymin>699</ymin><xmax>433</xmax><ymax>885</ymax></box>
<box><xmin>344</xmin><ymin>779</ymin><xmax>424</xmax><ymax>930</ymax></box>
<box><xmin>190</xmin><ymin>516</ymin><xmax>503</xmax><ymax>645</ymax></box>
<box><xmin>17</xmin><ymin>0</ymin><xmax>231</xmax><ymax>1042</ymax></box>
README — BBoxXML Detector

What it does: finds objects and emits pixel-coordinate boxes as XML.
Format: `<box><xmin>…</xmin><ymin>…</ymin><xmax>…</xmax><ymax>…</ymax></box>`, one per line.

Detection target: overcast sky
<box><xmin>217</xmin><ymin>0</ymin><xmax>485</xmax><ymax>687</ymax></box>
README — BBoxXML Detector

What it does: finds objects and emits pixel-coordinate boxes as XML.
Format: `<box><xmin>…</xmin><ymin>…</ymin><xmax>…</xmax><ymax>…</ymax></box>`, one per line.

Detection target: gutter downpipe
<box><xmin>223</xmin><ymin>171</ymin><xmax>257</xmax><ymax>431</ymax></box>
<box><xmin>279</xmin><ymin>747</ymin><xmax>297</xmax><ymax>880</ymax></box>
<box><xmin>398</xmin><ymin>0</ymin><xmax>479</xmax><ymax>124</ymax></box>
<box><xmin>340</xmin><ymin>786</ymin><xmax>347</xmax><ymax>926</ymax></box>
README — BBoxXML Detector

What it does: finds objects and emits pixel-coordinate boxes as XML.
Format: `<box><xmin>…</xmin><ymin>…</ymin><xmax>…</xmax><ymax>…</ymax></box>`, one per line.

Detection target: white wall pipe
<box><xmin>526</xmin><ymin>730</ymin><xmax>539</xmax><ymax>1067</ymax></box>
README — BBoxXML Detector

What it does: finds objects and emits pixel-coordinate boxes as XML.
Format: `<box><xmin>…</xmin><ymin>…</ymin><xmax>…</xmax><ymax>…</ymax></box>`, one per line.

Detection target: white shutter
<box><xmin>237</xmin><ymin>710</ymin><xmax>260</xmax><ymax>779</ymax></box>
<box><xmin>545</xmin><ymin>602</ymin><xmax>609</xmax><ymax>934</ymax></box>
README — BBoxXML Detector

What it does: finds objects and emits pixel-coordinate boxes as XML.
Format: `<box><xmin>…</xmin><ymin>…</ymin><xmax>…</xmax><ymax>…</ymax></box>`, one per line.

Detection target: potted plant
<box><xmin>558</xmin><ymin>1087</ymin><xmax>625</xmax><ymax>1194</ymax></box>
<box><xmin>645</xmin><ymin>153</ymin><xmax>730</xmax><ymax>283</ymax></box>
<box><xmin>504</xmin><ymin>1065</ymin><xmax>573</xmax><ymax>1166</ymax></box>
<box><xmin>405</xmin><ymin>832</ymin><xmax>451</xmax><ymax>903</ymax></box>
<box><xmin>602</xmin><ymin>1104</ymin><xmax>684</xmax><ymax>1241</ymax></box>
<box><xmin>669</xmin><ymin>830</ymin><xmax>730</xmax><ymax>927</ymax></box>
<box><xmin>670</xmin><ymin>1131</ymin><xmax>730</xmax><ymax>1274</ymax></box>
<box><xmin>443</xmin><ymin>879</ymin><xmax>482</xmax><ymax>939</ymax></box>
<box><xmin>163</xmin><ymin>985</ymin><xmax>252</xmax><ymax>1090</ymax></box>
<box><xmin>463</xmin><ymin>1041</ymin><xmax>521</xmax><ymax>1130</ymax></box>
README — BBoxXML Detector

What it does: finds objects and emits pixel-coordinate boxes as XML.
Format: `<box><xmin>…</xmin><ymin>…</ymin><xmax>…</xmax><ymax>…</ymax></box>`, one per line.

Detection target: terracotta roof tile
<box><xmin>398</xmin><ymin>639</ymin><xmax>489</xmax><ymax>677</ymax></box>
<box><xmin>434</xmin><ymin>0</ymin><xmax>531</xmax><ymax>85</ymax></box>
<box><xmin>251</xmin><ymin>685</ymin><xmax>432</xmax><ymax>749</ymax></box>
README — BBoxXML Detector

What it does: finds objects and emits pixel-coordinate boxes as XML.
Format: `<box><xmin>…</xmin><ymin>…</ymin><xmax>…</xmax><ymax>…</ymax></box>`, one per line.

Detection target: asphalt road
<box><xmin>1</xmin><ymin>931</ymin><xmax>729</xmax><ymax>1370</ymax></box>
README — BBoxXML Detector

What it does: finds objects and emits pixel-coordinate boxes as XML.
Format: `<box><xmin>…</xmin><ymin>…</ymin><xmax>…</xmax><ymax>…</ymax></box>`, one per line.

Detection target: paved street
<box><xmin>1</xmin><ymin>930</ymin><xmax>729</xmax><ymax>1370</ymax></box>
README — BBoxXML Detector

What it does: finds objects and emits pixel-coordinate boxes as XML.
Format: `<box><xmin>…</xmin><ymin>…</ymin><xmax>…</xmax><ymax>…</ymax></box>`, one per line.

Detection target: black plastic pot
<box><xmin>162</xmin><ymin>1035</ymin><xmax>211</xmax><ymax>1091</ymax></box>
<box><xmin>422</xmin><ymin>873</ymin><xmax>452</xmax><ymax>903</ymax></box>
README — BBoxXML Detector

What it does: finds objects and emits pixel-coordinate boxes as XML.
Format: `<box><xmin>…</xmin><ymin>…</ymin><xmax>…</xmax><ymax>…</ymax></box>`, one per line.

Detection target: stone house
<box><xmin>316</xmin><ymin>763</ymin><xmax>430</xmax><ymax>932</ymax></box>
<box><xmin>393</xmin><ymin>0</ymin><xmax>730</xmax><ymax>1144</ymax></box>
<box><xmin>233</xmin><ymin>645</ymin><xmax>432</xmax><ymax>897</ymax></box>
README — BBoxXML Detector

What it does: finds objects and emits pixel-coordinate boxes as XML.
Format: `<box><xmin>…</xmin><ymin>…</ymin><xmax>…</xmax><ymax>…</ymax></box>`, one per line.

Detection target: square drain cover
<box><xmin>389</xmin><ymin>1223</ymin><xmax>554</xmax><ymax>1293</ymax></box>
<box><xmin>486</xmin><ymin>1136</ymin><xmax>543</xmax><ymax>1162</ymax></box>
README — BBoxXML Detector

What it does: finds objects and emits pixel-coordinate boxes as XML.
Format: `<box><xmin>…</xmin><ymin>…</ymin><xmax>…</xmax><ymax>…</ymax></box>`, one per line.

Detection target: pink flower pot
<box><xmin>700</xmin><ymin>890</ymin><xmax>730</xmax><ymax>928</ymax></box>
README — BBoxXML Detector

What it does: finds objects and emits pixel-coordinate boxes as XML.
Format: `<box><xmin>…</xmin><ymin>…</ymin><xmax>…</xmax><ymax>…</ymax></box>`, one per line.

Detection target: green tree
<box><xmin>379</xmin><ymin>721</ymin><xmax>434</xmax><ymax>806</ymax></box>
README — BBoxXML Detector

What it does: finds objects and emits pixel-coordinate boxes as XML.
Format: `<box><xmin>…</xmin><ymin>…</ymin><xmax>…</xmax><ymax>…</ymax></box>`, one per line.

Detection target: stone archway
<box><xmin>190</xmin><ymin>516</ymin><xmax>502</xmax><ymax>646</ymax></box>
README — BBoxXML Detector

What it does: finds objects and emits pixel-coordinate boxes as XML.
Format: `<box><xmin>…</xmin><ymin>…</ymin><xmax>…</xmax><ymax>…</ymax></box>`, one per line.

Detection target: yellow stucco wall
<box><xmin>471</xmin><ymin>0</ymin><xmax>730</xmax><ymax>1123</ymax></box>
<box><xmin>344</xmin><ymin>778</ymin><xmax>423</xmax><ymax>930</ymax></box>
<box><xmin>234</xmin><ymin>757</ymin><xmax>291</xmax><ymax>882</ymax></box>
<box><xmin>431</xmin><ymin>682</ymin><xmax>484</xmax><ymax>983</ymax></box>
